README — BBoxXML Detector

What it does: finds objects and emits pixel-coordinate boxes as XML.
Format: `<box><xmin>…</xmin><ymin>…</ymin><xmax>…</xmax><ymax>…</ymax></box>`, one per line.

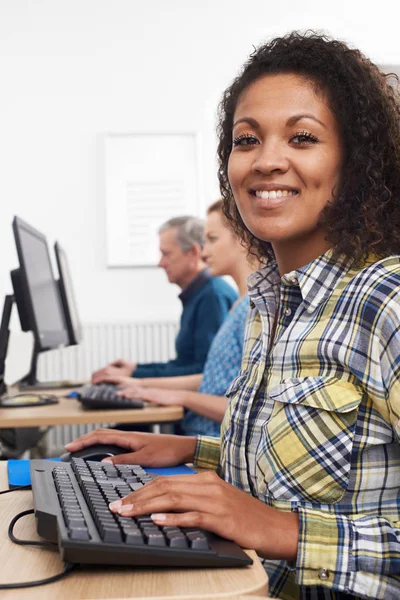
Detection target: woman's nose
<box><xmin>251</xmin><ymin>140</ymin><xmax>289</xmax><ymax>175</ymax></box>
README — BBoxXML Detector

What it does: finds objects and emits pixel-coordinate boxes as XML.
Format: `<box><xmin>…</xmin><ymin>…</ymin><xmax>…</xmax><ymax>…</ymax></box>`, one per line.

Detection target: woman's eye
<box><xmin>290</xmin><ymin>131</ymin><xmax>319</xmax><ymax>145</ymax></box>
<box><xmin>232</xmin><ymin>134</ymin><xmax>259</xmax><ymax>147</ymax></box>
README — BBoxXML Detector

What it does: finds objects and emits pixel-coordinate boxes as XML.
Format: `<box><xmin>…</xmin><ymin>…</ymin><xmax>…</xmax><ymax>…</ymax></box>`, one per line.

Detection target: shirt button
<box><xmin>284</xmin><ymin>308</ymin><xmax>292</xmax><ymax>316</ymax></box>
<box><xmin>318</xmin><ymin>568</ymin><xmax>330</xmax><ymax>581</ymax></box>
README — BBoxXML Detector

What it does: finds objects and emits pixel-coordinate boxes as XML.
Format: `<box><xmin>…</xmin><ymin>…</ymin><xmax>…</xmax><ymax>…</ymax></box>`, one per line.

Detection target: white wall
<box><xmin>1</xmin><ymin>0</ymin><xmax>399</xmax><ymax>328</ymax></box>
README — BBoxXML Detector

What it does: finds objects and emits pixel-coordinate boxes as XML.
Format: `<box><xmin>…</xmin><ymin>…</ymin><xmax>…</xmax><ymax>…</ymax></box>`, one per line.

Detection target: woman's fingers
<box><xmin>116</xmin><ymin>385</ymin><xmax>144</xmax><ymax>399</ymax></box>
<box><xmin>65</xmin><ymin>428</ymin><xmax>137</xmax><ymax>452</ymax></box>
<box><xmin>151</xmin><ymin>511</ymin><xmax>214</xmax><ymax>532</ymax></box>
<box><xmin>109</xmin><ymin>473</ymin><xmax>220</xmax><ymax>514</ymax></box>
<box><xmin>112</xmin><ymin>483</ymin><xmax>218</xmax><ymax>520</ymax></box>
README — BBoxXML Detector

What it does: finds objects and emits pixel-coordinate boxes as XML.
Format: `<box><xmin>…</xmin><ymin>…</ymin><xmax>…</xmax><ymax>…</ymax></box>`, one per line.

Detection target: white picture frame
<box><xmin>104</xmin><ymin>132</ymin><xmax>201</xmax><ymax>267</ymax></box>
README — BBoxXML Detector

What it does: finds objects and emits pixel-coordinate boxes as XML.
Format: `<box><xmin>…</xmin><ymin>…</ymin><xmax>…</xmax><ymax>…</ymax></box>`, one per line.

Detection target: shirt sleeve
<box><xmin>295</xmin><ymin>295</ymin><xmax>400</xmax><ymax>597</ymax></box>
<box><xmin>133</xmin><ymin>358</ymin><xmax>205</xmax><ymax>378</ymax></box>
<box><xmin>193</xmin><ymin>435</ymin><xmax>220</xmax><ymax>470</ymax></box>
<box><xmin>295</xmin><ymin>508</ymin><xmax>400</xmax><ymax>597</ymax></box>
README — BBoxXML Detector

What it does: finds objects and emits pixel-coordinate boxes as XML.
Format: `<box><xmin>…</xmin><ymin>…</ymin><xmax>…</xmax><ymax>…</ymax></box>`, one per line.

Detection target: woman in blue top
<box><xmin>107</xmin><ymin>199</ymin><xmax>260</xmax><ymax>435</ymax></box>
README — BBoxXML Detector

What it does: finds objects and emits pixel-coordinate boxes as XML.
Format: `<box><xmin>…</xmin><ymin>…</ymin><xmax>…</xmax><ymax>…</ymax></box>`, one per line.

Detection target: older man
<box><xmin>92</xmin><ymin>216</ymin><xmax>237</xmax><ymax>382</ymax></box>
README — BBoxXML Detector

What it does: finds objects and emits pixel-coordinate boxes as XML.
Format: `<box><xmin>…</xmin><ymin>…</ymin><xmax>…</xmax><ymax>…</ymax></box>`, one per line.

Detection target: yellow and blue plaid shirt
<box><xmin>194</xmin><ymin>251</ymin><xmax>400</xmax><ymax>600</ymax></box>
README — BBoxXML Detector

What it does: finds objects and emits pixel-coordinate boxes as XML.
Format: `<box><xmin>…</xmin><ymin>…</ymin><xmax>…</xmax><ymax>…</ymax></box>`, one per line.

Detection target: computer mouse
<box><xmin>60</xmin><ymin>443</ymin><xmax>131</xmax><ymax>462</ymax></box>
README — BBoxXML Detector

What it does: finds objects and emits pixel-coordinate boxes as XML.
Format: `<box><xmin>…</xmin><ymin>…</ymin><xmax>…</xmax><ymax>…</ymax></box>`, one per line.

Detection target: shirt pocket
<box><xmin>256</xmin><ymin>376</ymin><xmax>363</xmax><ymax>504</ymax></box>
<box><xmin>225</xmin><ymin>371</ymin><xmax>249</xmax><ymax>399</ymax></box>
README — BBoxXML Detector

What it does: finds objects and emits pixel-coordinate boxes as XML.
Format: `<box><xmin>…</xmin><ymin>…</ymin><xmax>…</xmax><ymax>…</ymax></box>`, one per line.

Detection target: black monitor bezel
<box><xmin>54</xmin><ymin>241</ymin><xmax>82</xmax><ymax>346</ymax></box>
<box><xmin>12</xmin><ymin>216</ymin><xmax>69</xmax><ymax>351</ymax></box>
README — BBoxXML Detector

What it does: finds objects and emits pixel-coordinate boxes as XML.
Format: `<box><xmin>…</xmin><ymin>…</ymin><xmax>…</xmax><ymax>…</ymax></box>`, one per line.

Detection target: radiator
<box><xmin>38</xmin><ymin>321</ymin><xmax>178</xmax><ymax>455</ymax></box>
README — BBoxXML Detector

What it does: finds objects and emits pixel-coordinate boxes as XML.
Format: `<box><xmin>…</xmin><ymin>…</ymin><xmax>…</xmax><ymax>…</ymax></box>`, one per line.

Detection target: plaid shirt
<box><xmin>194</xmin><ymin>251</ymin><xmax>400</xmax><ymax>600</ymax></box>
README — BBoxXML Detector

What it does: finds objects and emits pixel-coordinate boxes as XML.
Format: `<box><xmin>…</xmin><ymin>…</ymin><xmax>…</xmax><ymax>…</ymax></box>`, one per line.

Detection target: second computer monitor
<box><xmin>54</xmin><ymin>241</ymin><xmax>82</xmax><ymax>346</ymax></box>
<box><xmin>12</xmin><ymin>216</ymin><xmax>69</xmax><ymax>350</ymax></box>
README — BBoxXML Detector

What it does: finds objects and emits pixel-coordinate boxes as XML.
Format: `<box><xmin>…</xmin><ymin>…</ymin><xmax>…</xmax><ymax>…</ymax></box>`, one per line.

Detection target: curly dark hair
<box><xmin>217</xmin><ymin>31</ymin><xmax>400</xmax><ymax>264</ymax></box>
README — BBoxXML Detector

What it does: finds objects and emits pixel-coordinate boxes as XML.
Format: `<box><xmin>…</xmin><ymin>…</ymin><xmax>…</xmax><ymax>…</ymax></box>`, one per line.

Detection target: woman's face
<box><xmin>202</xmin><ymin>210</ymin><xmax>240</xmax><ymax>277</ymax></box>
<box><xmin>227</xmin><ymin>73</ymin><xmax>343</xmax><ymax>268</ymax></box>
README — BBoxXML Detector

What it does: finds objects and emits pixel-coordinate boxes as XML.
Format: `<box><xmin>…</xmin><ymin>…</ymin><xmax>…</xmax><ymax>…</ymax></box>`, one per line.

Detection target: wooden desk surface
<box><xmin>0</xmin><ymin>387</ymin><xmax>183</xmax><ymax>428</ymax></box>
<box><xmin>0</xmin><ymin>463</ymin><xmax>268</xmax><ymax>599</ymax></box>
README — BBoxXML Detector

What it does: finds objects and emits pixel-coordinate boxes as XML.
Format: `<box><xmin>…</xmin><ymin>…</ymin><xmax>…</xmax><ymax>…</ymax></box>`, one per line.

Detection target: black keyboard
<box><xmin>30</xmin><ymin>459</ymin><xmax>252</xmax><ymax>568</ymax></box>
<box><xmin>77</xmin><ymin>383</ymin><xmax>146</xmax><ymax>409</ymax></box>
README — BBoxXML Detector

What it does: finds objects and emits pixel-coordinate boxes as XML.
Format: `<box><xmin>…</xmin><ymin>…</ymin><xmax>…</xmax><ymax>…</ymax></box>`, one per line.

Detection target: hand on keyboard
<box><xmin>108</xmin><ymin>469</ymin><xmax>300</xmax><ymax>561</ymax></box>
<box><xmin>31</xmin><ymin>458</ymin><xmax>252</xmax><ymax>567</ymax></box>
<box><xmin>117</xmin><ymin>383</ymin><xmax>185</xmax><ymax>407</ymax></box>
<box><xmin>77</xmin><ymin>383</ymin><xmax>145</xmax><ymax>410</ymax></box>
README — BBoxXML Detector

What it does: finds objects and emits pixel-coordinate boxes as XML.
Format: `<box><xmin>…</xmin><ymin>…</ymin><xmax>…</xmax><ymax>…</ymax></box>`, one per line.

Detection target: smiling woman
<box><xmin>227</xmin><ymin>73</ymin><xmax>342</xmax><ymax>273</ymax></box>
<box><xmin>67</xmin><ymin>32</ymin><xmax>400</xmax><ymax>600</ymax></box>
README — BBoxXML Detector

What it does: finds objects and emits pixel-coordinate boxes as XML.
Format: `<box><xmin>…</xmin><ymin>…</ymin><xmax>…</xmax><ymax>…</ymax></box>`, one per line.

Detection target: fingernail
<box><xmin>151</xmin><ymin>513</ymin><xmax>166</xmax><ymax>521</ymax></box>
<box><xmin>64</xmin><ymin>443</ymin><xmax>73</xmax><ymax>449</ymax></box>
<box><xmin>102</xmin><ymin>458</ymin><xmax>113</xmax><ymax>463</ymax></box>
<box><xmin>109</xmin><ymin>500</ymin><xmax>122</xmax><ymax>511</ymax></box>
<box><xmin>119</xmin><ymin>504</ymin><xmax>134</xmax><ymax>514</ymax></box>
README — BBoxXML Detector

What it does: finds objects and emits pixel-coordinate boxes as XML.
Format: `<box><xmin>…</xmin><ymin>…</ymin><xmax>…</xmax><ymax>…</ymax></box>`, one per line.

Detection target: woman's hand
<box><xmin>92</xmin><ymin>374</ymin><xmax>134</xmax><ymax>386</ymax></box>
<box><xmin>64</xmin><ymin>428</ymin><xmax>197</xmax><ymax>467</ymax></box>
<box><xmin>109</xmin><ymin>471</ymin><xmax>299</xmax><ymax>561</ymax></box>
<box><xmin>118</xmin><ymin>385</ymin><xmax>185</xmax><ymax>407</ymax></box>
<box><xmin>91</xmin><ymin>359</ymin><xmax>137</xmax><ymax>384</ymax></box>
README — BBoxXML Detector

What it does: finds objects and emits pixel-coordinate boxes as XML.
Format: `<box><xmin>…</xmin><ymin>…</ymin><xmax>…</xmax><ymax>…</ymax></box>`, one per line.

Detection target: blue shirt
<box><xmin>182</xmin><ymin>295</ymin><xmax>249</xmax><ymax>436</ymax></box>
<box><xmin>133</xmin><ymin>269</ymin><xmax>238</xmax><ymax>378</ymax></box>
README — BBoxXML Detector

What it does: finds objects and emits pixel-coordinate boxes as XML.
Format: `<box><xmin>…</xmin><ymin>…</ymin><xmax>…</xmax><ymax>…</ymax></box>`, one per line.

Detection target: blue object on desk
<box><xmin>8</xmin><ymin>458</ymin><xmax>62</xmax><ymax>488</ymax></box>
<box><xmin>67</xmin><ymin>391</ymin><xmax>79</xmax><ymax>398</ymax></box>
<box><xmin>146</xmin><ymin>465</ymin><xmax>195</xmax><ymax>476</ymax></box>
<box><xmin>7</xmin><ymin>459</ymin><xmax>195</xmax><ymax>488</ymax></box>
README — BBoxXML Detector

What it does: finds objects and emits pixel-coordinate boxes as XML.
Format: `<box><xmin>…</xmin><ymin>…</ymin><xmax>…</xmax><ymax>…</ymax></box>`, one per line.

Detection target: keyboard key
<box><xmin>125</xmin><ymin>530</ymin><xmax>144</xmax><ymax>545</ymax></box>
<box><xmin>70</xmin><ymin>527</ymin><xmax>90</xmax><ymax>541</ymax></box>
<box><xmin>166</xmin><ymin>533</ymin><xmax>188</xmax><ymax>548</ymax></box>
<box><xmin>186</xmin><ymin>531</ymin><xmax>210</xmax><ymax>550</ymax></box>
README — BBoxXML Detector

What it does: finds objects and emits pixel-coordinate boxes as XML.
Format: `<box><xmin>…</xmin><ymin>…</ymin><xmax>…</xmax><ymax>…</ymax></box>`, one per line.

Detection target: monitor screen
<box><xmin>54</xmin><ymin>241</ymin><xmax>82</xmax><ymax>346</ymax></box>
<box><xmin>12</xmin><ymin>216</ymin><xmax>68</xmax><ymax>350</ymax></box>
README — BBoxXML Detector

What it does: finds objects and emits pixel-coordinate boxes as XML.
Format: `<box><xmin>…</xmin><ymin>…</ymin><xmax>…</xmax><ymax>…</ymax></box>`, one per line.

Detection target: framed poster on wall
<box><xmin>104</xmin><ymin>132</ymin><xmax>201</xmax><ymax>267</ymax></box>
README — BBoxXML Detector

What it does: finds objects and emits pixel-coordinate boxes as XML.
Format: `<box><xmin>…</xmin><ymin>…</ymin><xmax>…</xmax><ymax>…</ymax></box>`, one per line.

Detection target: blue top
<box><xmin>181</xmin><ymin>295</ymin><xmax>249</xmax><ymax>436</ymax></box>
<box><xmin>133</xmin><ymin>269</ymin><xmax>238</xmax><ymax>378</ymax></box>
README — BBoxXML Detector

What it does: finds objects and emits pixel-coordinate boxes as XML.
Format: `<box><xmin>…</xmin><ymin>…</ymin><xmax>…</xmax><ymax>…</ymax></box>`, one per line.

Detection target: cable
<box><xmin>0</xmin><ymin>508</ymin><xmax>77</xmax><ymax>589</ymax></box>
<box><xmin>0</xmin><ymin>562</ymin><xmax>76</xmax><ymax>589</ymax></box>
<box><xmin>8</xmin><ymin>508</ymin><xmax>56</xmax><ymax>547</ymax></box>
<box><xmin>0</xmin><ymin>484</ymin><xmax>31</xmax><ymax>495</ymax></box>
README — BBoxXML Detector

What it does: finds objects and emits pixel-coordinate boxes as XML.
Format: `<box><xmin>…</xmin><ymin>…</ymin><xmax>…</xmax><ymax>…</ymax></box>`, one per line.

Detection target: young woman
<box><xmin>66</xmin><ymin>33</ymin><xmax>400</xmax><ymax>599</ymax></box>
<box><xmin>104</xmin><ymin>200</ymin><xmax>260</xmax><ymax>436</ymax></box>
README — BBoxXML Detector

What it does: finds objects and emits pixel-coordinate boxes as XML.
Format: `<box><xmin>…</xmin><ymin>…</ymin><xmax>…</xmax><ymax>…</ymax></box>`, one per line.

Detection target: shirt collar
<box><xmin>179</xmin><ymin>268</ymin><xmax>211</xmax><ymax>305</ymax></box>
<box><xmin>248</xmin><ymin>250</ymin><xmax>354</xmax><ymax>313</ymax></box>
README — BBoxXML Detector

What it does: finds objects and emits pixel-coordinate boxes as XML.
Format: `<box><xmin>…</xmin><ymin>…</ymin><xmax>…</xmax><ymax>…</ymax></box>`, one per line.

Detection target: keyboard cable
<box><xmin>0</xmin><ymin>487</ymin><xmax>77</xmax><ymax>589</ymax></box>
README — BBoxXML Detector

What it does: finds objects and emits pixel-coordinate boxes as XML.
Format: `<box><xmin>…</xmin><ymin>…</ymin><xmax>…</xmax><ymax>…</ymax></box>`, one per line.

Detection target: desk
<box><xmin>0</xmin><ymin>463</ymin><xmax>269</xmax><ymax>599</ymax></box>
<box><xmin>0</xmin><ymin>387</ymin><xmax>183</xmax><ymax>429</ymax></box>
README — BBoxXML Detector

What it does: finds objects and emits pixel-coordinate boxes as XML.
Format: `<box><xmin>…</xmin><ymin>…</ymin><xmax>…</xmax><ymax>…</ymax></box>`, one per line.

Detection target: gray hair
<box><xmin>158</xmin><ymin>216</ymin><xmax>205</xmax><ymax>251</ymax></box>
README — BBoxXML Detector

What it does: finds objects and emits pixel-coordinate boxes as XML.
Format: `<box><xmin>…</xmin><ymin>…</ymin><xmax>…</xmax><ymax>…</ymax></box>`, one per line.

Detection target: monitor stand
<box><xmin>17</xmin><ymin>340</ymin><xmax>84</xmax><ymax>390</ymax></box>
<box><xmin>0</xmin><ymin>296</ymin><xmax>84</xmax><ymax>394</ymax></box>
<box><xmin>0</xmin><ymin>295</ymin><xmax>14</xmax><ymax>397</ymax></box>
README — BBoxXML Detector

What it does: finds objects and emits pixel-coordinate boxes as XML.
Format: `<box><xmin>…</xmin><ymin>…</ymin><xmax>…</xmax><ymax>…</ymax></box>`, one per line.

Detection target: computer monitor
<box><xmin>54</xmin><ymin>241</ymin><xmax>82</xmax><ymax>346</ymax></box>
<box><xmin>0</xmin><ymin>217</ymin><xmax>69</xmax><ymax>390</ymax></box>
<box><xmin>12</xmin><ymin>217</ymin><xmax>69</xmax><ymax>350</ymax></box>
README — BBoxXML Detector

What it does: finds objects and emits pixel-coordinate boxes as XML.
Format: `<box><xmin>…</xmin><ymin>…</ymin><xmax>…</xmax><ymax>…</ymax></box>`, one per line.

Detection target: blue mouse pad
<box><xmin>7</xmin><ymin>459</ymin><xmax>195</xmax><ymax>488</ymax></box>
<box><xmin>8</xmin><ymin>458</ymin><xmax>62</xmax><ymax>488</ymax></box>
